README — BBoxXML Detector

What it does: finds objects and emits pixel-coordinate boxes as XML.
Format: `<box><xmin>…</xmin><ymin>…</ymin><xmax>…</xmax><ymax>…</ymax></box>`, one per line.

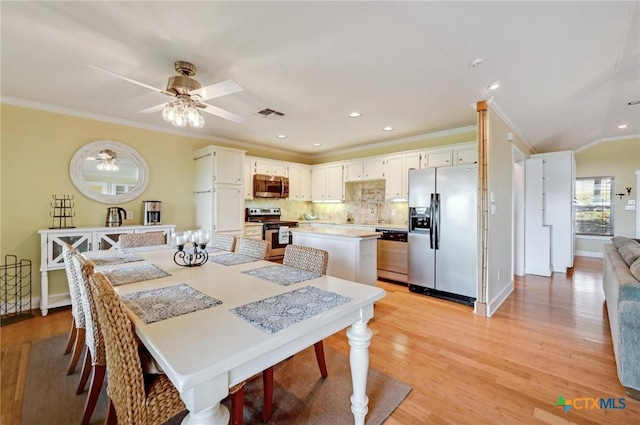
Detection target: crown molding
<box><xmin>573</xmin><ymin>133</ymin><xmax>640</xmax><ymax>153</ymax></box>
<box><xmin>485</xmin><ymin>97</ymin><xmax>536</xmax><ymax>154</ymax></box>
<box><xmin>307</xmin><ymin>125</ymin><xmax>478</xmax><ymax>161</ymax></box>
<box><xmin>0</xmin><ymin>96</ymin><xmax>299</xmax><ymax>157</ymax></box>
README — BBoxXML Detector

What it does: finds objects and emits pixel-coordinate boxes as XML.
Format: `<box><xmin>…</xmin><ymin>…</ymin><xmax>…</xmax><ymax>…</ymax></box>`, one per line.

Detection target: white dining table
<box><xmin>94</xmin><ymin>247</ymin><xmax>386</xmax><ymax>425</ymax></box>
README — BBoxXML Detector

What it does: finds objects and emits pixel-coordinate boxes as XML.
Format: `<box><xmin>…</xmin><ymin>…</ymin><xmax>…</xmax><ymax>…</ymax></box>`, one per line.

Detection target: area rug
<box><xmin>22</xmin><ymin>335</ymin><xmax>411</xmax><ymax>425</ymax></box>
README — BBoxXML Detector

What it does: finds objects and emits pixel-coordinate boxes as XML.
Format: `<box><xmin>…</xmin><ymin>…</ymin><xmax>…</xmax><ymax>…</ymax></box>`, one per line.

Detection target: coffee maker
<box><xmin>143</xmin><ymin>201</ymin><xmax>162</xmax><ymax>225</ymax></box>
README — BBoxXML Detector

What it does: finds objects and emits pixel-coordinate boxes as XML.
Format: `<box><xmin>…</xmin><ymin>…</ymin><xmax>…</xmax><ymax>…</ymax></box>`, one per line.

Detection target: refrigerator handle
<box><xmin>434</xmin><ymin>193</ymin><xmax>440</xmax><ymax>250</ymax></box>
<box><xmin>429</xmin><ymin>194</ymin><xmax>435</xmax><ymax>249</ymax></box>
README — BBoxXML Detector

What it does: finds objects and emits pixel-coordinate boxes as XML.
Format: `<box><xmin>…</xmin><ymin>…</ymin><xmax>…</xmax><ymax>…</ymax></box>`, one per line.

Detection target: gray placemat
<box><xmin>230</xmin><ymin>286</ymin><xmax>351</xmax><ymax>334</ymax></box>
<box><xmin>121</xmin><ymin>283</ymin><xmax>222</xmax><ymax>324</ymax></box>
<box><xmin>242</xmin><ymin>265</ymin><xmax>321</xmax><ymax>286</ymax></box>
<box><xmin>83</xmin><ymin>252</ymin><xmax>143</xmax><ymax>267</ymax></box>
<box><xmin>122</xmin><ymin>244</ymin><xmax>174</xmax><ymax>253</ymax></box>
<box><xmin>102</xmin><ymin>263</ymin><xmax>171</xmax><ymax>286</ymax></box>
<box><xmin>208</xmin><ymin>252</ymin><xmax>260</xmax><ymax>266</ymax></box>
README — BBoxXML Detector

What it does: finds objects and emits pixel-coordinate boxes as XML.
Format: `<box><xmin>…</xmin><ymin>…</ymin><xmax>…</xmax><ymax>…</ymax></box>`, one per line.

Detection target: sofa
<box><xmin>603</xmin><ymin>236</ymin><xmax>640</xmax><ymax>400</ymax></box>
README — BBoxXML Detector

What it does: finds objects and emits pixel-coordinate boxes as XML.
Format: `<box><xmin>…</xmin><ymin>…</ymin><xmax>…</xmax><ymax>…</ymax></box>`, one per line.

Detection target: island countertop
<box><xmin>290</xmin><ymin>227</ymin><xmax>381</xmax><ymax>239</ymax></box>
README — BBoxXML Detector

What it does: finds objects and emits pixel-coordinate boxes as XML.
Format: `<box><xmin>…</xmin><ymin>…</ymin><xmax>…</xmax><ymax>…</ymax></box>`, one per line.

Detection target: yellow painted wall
<box><xmin>575</xmin><ymin>137</ymin><xmax>640</xmax><ymax>254</ymax></box>
<box><xmin>0</xmin><ymin>104</ymin><xmax>225</xmax><ymax>300</ymax></box>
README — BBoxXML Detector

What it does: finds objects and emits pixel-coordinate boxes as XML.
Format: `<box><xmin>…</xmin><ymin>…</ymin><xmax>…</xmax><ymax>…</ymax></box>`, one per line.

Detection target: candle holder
<box><xmin>173</xmin><ymin>230</ymin><xmax>211</xmax><ymax>267</ymax></box>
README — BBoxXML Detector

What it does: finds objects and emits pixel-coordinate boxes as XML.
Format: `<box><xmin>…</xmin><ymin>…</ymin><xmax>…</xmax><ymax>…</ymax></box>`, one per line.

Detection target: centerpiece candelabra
<box><xmin>173</xmin><ymin>230</ymin><xmax>211</xmax><ymax>267</ymax></box>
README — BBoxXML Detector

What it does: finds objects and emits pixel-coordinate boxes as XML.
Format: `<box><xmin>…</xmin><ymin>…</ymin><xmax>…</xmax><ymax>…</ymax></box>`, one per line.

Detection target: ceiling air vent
<box><xmin>257</xmin><ymin>108</ymin><xmax>285</xmax><ymax>119</ymax></box>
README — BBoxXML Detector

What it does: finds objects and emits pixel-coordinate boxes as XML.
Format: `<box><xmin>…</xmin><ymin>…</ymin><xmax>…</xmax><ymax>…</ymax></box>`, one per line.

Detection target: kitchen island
<box><xmin>290</xmin><ymin>227</ymin><xmax>381</xmax><ymax>286</ymax></box>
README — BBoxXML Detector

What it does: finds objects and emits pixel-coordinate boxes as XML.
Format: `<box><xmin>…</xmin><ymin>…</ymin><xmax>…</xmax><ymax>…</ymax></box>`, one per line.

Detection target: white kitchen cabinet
<box><xmin>194</xmin><ymin>145</ymin><xmax>244</xmax><ymax>186</ymax></box>
<box><xmin>423</xmin><ymin>149</ymin><xmax>453</xmax><ymax>168</ymax></box>
<box><xmin>384</xmin><ymin>155</ymin><xmax>405</xmax><ymax>200</ymax></box>
<box><xmin>343</xmin><ymin>161</ymin><xmax>364</xmax><ymax>181</ymax></box>
<box><xmin>244</xmin><ymin>159</ymin><xmax>253</xmax><ymax>199</ymax></box>
<box><xmin>455</xmin><ymin>145</ymin><xmax>478</xmax><ymax>165</ymax></box>
<box><xmin>251</xmin><ymin>158</ymin><xmax>289</xmax><ymax>177</ymax></box>
<box><xmin>194</xmin><ymin>145</ymin><xmax>245</xmax><ymax>237</ymax></box>
<box><xmin>531</xmin><ymin>151</ymin><xmax>575</xmax><ymax>273</ymax></box>
<box><xmin>363</xmin><ymin>158</ymin><xmax>385</xmax><ymax>180</ymax></box>
<box><xmin>37</xmin><ymin>224</ymin><xmax>176</xmax><ymax>316</ymax></box>
<box><xmin>243</xmin><ymin>223</ymin><xmax>263</xmax><ymax>240</ymax></box>
<box><xmin>288</xmin><ymin>163</ymin><xmax>312</xmax><ymax>201</ymax></box>
<box><xmin>311</xmin><ymin>164</ymin><xmax>344</xmax><ymax>201</ymax></box>
<box><xmin>404</xmin><ymin>152</ymin><xmax>422</xmax><ymax>171</ymax></box>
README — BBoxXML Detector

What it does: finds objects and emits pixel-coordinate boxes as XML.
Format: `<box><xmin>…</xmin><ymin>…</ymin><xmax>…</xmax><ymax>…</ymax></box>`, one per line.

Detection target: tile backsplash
<box><xmin>244</xmin><ymin>180</ymin><xmax>408</xmax><ymax>226</ymax></box>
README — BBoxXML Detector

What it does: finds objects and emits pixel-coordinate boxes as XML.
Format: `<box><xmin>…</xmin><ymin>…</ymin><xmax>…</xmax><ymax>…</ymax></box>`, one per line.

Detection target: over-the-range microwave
<box><xmin>253</xmin><ymin>174</ymin><xmax>289</xmax><ymax>198</ymax></box>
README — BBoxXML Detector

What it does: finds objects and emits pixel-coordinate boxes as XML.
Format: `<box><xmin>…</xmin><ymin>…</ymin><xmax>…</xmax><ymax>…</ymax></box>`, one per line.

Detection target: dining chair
<box><xmin>70</xmin><ymin>251</ymin><xmax>106</xmax><ymax>425</ymax></box>
<box><xmin>90</xmin><ymin>272</ymin><xmax>250</xmax><ymax>425</ymax></box>
<box><xmin>119</xmin><ymin>231</ymin><xmax>166</xmax><ymax>249</ymax></box>
<box><xmin>235</xmin><ymin>238</ymin><xmax>270</xmax><ymax>260</ymax></box>
<box><xmin>61</xmin><ymin>244</ymin><xmax>86</xmax><ymax>375</ymax></box>
<box><xmin>209</xmin><ymin>233</ymin><xmax>237</xmax><ymax>251</ymax></box>
<box><xmin>262</xmin><ymin>244</ymin><xmax>330</xmax><ymax>421</ymax></box>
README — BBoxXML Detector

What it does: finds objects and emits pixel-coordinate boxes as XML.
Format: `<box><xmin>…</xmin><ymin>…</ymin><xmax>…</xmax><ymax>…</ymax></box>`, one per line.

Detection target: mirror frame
<box><xmin>70</xmin><ymin>140</ymin><xmax>149</xmax><ymax>204</ymax></box>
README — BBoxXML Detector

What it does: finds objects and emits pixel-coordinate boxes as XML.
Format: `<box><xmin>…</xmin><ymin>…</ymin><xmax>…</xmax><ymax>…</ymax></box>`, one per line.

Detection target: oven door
<box><xmin>265</xmin><ymin>225</ymin><xmax>296</xmax><ymax>259</ymax></box>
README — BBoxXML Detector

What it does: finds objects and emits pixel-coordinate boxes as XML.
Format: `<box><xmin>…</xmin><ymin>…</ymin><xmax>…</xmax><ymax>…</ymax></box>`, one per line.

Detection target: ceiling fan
<box><xmin>89</xmin><ymin>61</ymin><xmax>244</xmax><ymax>127</ymax></box>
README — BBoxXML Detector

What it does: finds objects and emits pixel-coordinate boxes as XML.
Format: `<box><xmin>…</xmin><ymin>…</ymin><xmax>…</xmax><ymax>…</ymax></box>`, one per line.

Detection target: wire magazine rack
<box><xmin>1</xmin><ymin>255</ymin><xmax>33</xmax><ymax>326</ymax></box>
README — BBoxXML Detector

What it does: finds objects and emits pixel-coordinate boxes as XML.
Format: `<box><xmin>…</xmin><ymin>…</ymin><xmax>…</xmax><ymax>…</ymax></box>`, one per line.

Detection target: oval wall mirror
<box><xmin>70</xmin><ymin>140</ymin><xmax>149</xmax><ymax>204</ymax></box>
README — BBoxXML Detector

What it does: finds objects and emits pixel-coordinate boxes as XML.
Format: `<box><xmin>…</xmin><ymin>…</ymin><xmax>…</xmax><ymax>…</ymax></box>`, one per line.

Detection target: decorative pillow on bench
<box><xmin>631</xmin><ymin>258</ymin><xmax>640</xmax><ymax>282</ymax></box>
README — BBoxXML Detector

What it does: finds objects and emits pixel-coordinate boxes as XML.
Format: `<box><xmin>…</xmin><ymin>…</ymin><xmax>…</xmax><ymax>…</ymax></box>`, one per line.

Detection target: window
<box><xmin>575</xmin><ymin>177</ymin><xmax>614</xmax><ymax>236</ymax></box>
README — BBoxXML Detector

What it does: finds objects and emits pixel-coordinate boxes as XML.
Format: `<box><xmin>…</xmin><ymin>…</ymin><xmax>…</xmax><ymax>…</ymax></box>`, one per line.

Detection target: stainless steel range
<box><xmin>245</xmin><ymin>207</ymin><xmax>299</xmax><ymax>260</ymax></box>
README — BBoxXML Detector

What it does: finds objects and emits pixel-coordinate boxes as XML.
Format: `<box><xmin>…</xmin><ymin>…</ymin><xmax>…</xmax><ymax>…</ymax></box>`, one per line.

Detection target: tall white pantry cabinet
<box><xmin>524</xmin><ymin>151</ymin><xmax>575</xmax><ymax>275</ymax></box>
<box><xmin>194</xmin><ymin>145</ymin><xmax>246</xmax><ymax>237</ymax></box>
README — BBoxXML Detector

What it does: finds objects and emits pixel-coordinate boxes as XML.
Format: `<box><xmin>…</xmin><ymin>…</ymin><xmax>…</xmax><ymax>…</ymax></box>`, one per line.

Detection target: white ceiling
<box><xmin>2</xmin><ymin>2</ymin><xmax>639</xmax><ymax>157</ymax></box>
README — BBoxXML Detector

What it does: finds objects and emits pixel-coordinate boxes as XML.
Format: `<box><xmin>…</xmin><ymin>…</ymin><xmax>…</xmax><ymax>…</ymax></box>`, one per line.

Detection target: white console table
<box><xmin>37</xmin><ymin>224</ymin><xmax>175</xmax><ymax>316</ymax></box>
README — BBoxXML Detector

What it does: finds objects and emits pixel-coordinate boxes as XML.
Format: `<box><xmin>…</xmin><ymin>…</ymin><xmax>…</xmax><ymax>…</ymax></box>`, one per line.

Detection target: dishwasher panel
<box><xmin>376</xmin><ymin>230</ymin><xmax>408</xmax><ymax>283</ymax></box>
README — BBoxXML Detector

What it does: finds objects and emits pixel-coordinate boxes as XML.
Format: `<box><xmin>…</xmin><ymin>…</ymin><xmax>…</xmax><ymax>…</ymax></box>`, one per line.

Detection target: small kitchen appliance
<box><xmin>105</xmin><ymin>207</ymin><xmax>126</xmax><ymax>227</ymax></box>
<box><xmin>143</xmin><ymin>200</ymin><xmax>162</xmax><ymax>225</ymax></box>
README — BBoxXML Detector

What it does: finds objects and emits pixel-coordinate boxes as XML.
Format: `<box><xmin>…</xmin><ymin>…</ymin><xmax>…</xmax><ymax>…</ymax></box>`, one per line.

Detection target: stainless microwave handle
<box><xmin>280</xmin><ymin>177</ymin><xmax>285</xmax><ymax>197</ymax></box>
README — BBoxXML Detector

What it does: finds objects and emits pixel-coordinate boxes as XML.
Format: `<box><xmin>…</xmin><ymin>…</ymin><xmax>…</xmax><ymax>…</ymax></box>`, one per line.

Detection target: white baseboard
<box><xmin>1</xmin><ymin>296</ymin><xmax>39</xmax><ymax>314</ymax></box>
<box><xmin>575</xmin><ymin>250</ymin><xmax>603</xmax><ymax>259</ymax></box>
<box><xmin>486</xmin><ymin>280</ymin><xmax>514</xmax><ymax>317</ymax></box>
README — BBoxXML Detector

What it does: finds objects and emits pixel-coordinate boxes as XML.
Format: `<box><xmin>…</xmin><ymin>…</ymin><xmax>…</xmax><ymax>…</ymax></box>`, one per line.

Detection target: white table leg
<box><xmin>347</xmin><ymin>319</ymin><xmax>372</xmax><ymax>425</ymax></box>
<box><xmin>180</xmin><ymin>403</ymin><xmax>229</xmax><ymax>425</ymax></box>
<box><xmin>40</xmin><ymin>270</ymin><xmax>49</xmax><ymax>316</ymax></box>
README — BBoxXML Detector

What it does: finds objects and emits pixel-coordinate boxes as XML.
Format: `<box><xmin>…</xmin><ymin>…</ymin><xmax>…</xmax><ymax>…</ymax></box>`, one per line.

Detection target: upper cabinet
<box><xmin>383</xmin><ymin>155</ymin><xmax>404</xmax><ymax>200</ymax></box>
<box><xmin>288</xmin><ymin>164</ymin><xmax>312</xmax><ymax>201</ymax></box>
<box><xmin>343</xmin><ymin>161</ymin><xmax>364</xmax><ymax>182</ymax></box>
<box><xmin>194</xmin><ymin>145</ymin><xmax>245</xmax><ymax>190</ymax></box>
<box><xmin>312</xmin><ymin>164</ymin><xmax>344</xmax><ymax>201</ymax></box>
<box><xmin>455</xmin><ymin>145</ymin><xmax>478</xmax><ymax>165</ymax></box>
<box><xmin>251</xmin><ymin>157</ymin><xmax>289</xmax><ymax>177</ymax></box>
<box><xmin>423</xmin><ymin>149</ymin><xmax>453</xmax><ymax>168</ymax></box>
<box><xmin>363</xmin><ymin>158</ymin><xmax>385</xmax><ymax>180</ymax></box>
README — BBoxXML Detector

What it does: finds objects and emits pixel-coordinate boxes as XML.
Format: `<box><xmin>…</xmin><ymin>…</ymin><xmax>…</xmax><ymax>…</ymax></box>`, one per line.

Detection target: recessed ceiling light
<box><xmin>470</xmin><ymin>57</ymin><xmax>485</xmax><ymax>68</ymax></box>
<box><xmin>348</xmin><ymin>112</ymin><xmax>361</xmax><ymax>118</ymax></box>
<box><xmin>313</xmin><ymin>143</ymin><xmax>322</xmax><ymax>147</ymax></box>
<box><xmin>618</xmin><ymin>124</ymin><xmax>629</xmax><ymax>129</ymax></box>
<box><xmin>383</xmin><ymin>126</ymin><xmax>394</xmax><ymax>131</ymax></box>
<box><xmin>628</xmin><ymin>100</ymin><xmax>640</xmax><ymax>106</ymax></box>
<box><xmin>487</xmin><ymin>81</ymin><xmax>500</xmax><ymax>91</ymax></box>
<box><xmin>277</xmin><ymin>134</ymin><xmax>287</xmax><ymax>139</ymax></box>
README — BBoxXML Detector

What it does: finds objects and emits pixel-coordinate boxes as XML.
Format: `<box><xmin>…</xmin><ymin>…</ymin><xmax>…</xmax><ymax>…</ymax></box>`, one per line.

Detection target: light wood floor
<box><xmin>2</xmin><ymin>256</ymin><xmax>638</xmax><ymax>424</ymax></box>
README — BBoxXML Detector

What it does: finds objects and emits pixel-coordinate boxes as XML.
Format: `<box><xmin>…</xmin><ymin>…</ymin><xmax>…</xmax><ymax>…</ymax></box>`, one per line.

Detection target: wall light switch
<box><xmin>490</xmin><ymin>205</ymin><xmax>497</xmax><ymax>215</ymax></box>
<box><xmin>126</xmin><ymin>210</ymin><xmax>133</xmax><ymax>220</ymax></box>
<box><xmin>624</xmin><ymin>205</ymin><xmax>636</xmax><ymax>211</ymax></box>
<box><xmin>628</xmin><ymin>199</ymin><xmax>636</xmax><ymax>205</ymax></box>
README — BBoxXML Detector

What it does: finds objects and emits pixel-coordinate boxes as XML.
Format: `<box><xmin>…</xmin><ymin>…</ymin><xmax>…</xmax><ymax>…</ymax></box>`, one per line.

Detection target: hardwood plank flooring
<box><xmin>2</xmin><ymin>256</ymin><xmax>638</xmax><ymax>424</ymax></box>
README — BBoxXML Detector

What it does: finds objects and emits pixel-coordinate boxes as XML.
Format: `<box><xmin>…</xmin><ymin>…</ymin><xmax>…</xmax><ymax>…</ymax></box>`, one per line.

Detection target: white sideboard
<box><xmin>37</xmin><ymin>224</ymin><xmax>175</xmax><ymax>316</ymax></box>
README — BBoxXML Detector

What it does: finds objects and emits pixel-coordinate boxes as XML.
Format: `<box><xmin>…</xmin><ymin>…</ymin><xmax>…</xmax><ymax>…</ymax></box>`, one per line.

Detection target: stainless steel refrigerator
<box><xmin>408</xmin><ymin>164</ymin><xmax>477</xmax><ymax>304</ymax></box>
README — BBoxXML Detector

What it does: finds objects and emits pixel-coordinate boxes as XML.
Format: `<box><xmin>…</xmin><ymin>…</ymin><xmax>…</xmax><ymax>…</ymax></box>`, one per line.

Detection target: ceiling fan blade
<box><xmin>138</xmin><ymin>103</ymin><xmax>167</xmax><ymax>114</ymax></box>
<box><xmin>190</xmin><ymin>79</ymin><xmax>244</xmax><ymax>101</ymax></box>
<box><xmin>199</xmin><ymin>102</ymin><xmax>243</xmax><ymax>123</ymax></box>
<box><xmin>88</xmin><ymin>65</ymin><xmax>174</xmax><ymax>96</ymax></box>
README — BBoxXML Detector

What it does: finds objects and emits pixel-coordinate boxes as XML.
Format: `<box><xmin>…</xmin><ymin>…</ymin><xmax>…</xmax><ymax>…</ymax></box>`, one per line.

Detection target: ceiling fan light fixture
<box><xmin>162</xmin><ymin>97</ymin><xmax>205</xmax><ymax>128</ymax></box>
<box><xmin>487</xmin><ymin>80</ymin><xmax>500</xmax><ymax>91</ymax></box>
